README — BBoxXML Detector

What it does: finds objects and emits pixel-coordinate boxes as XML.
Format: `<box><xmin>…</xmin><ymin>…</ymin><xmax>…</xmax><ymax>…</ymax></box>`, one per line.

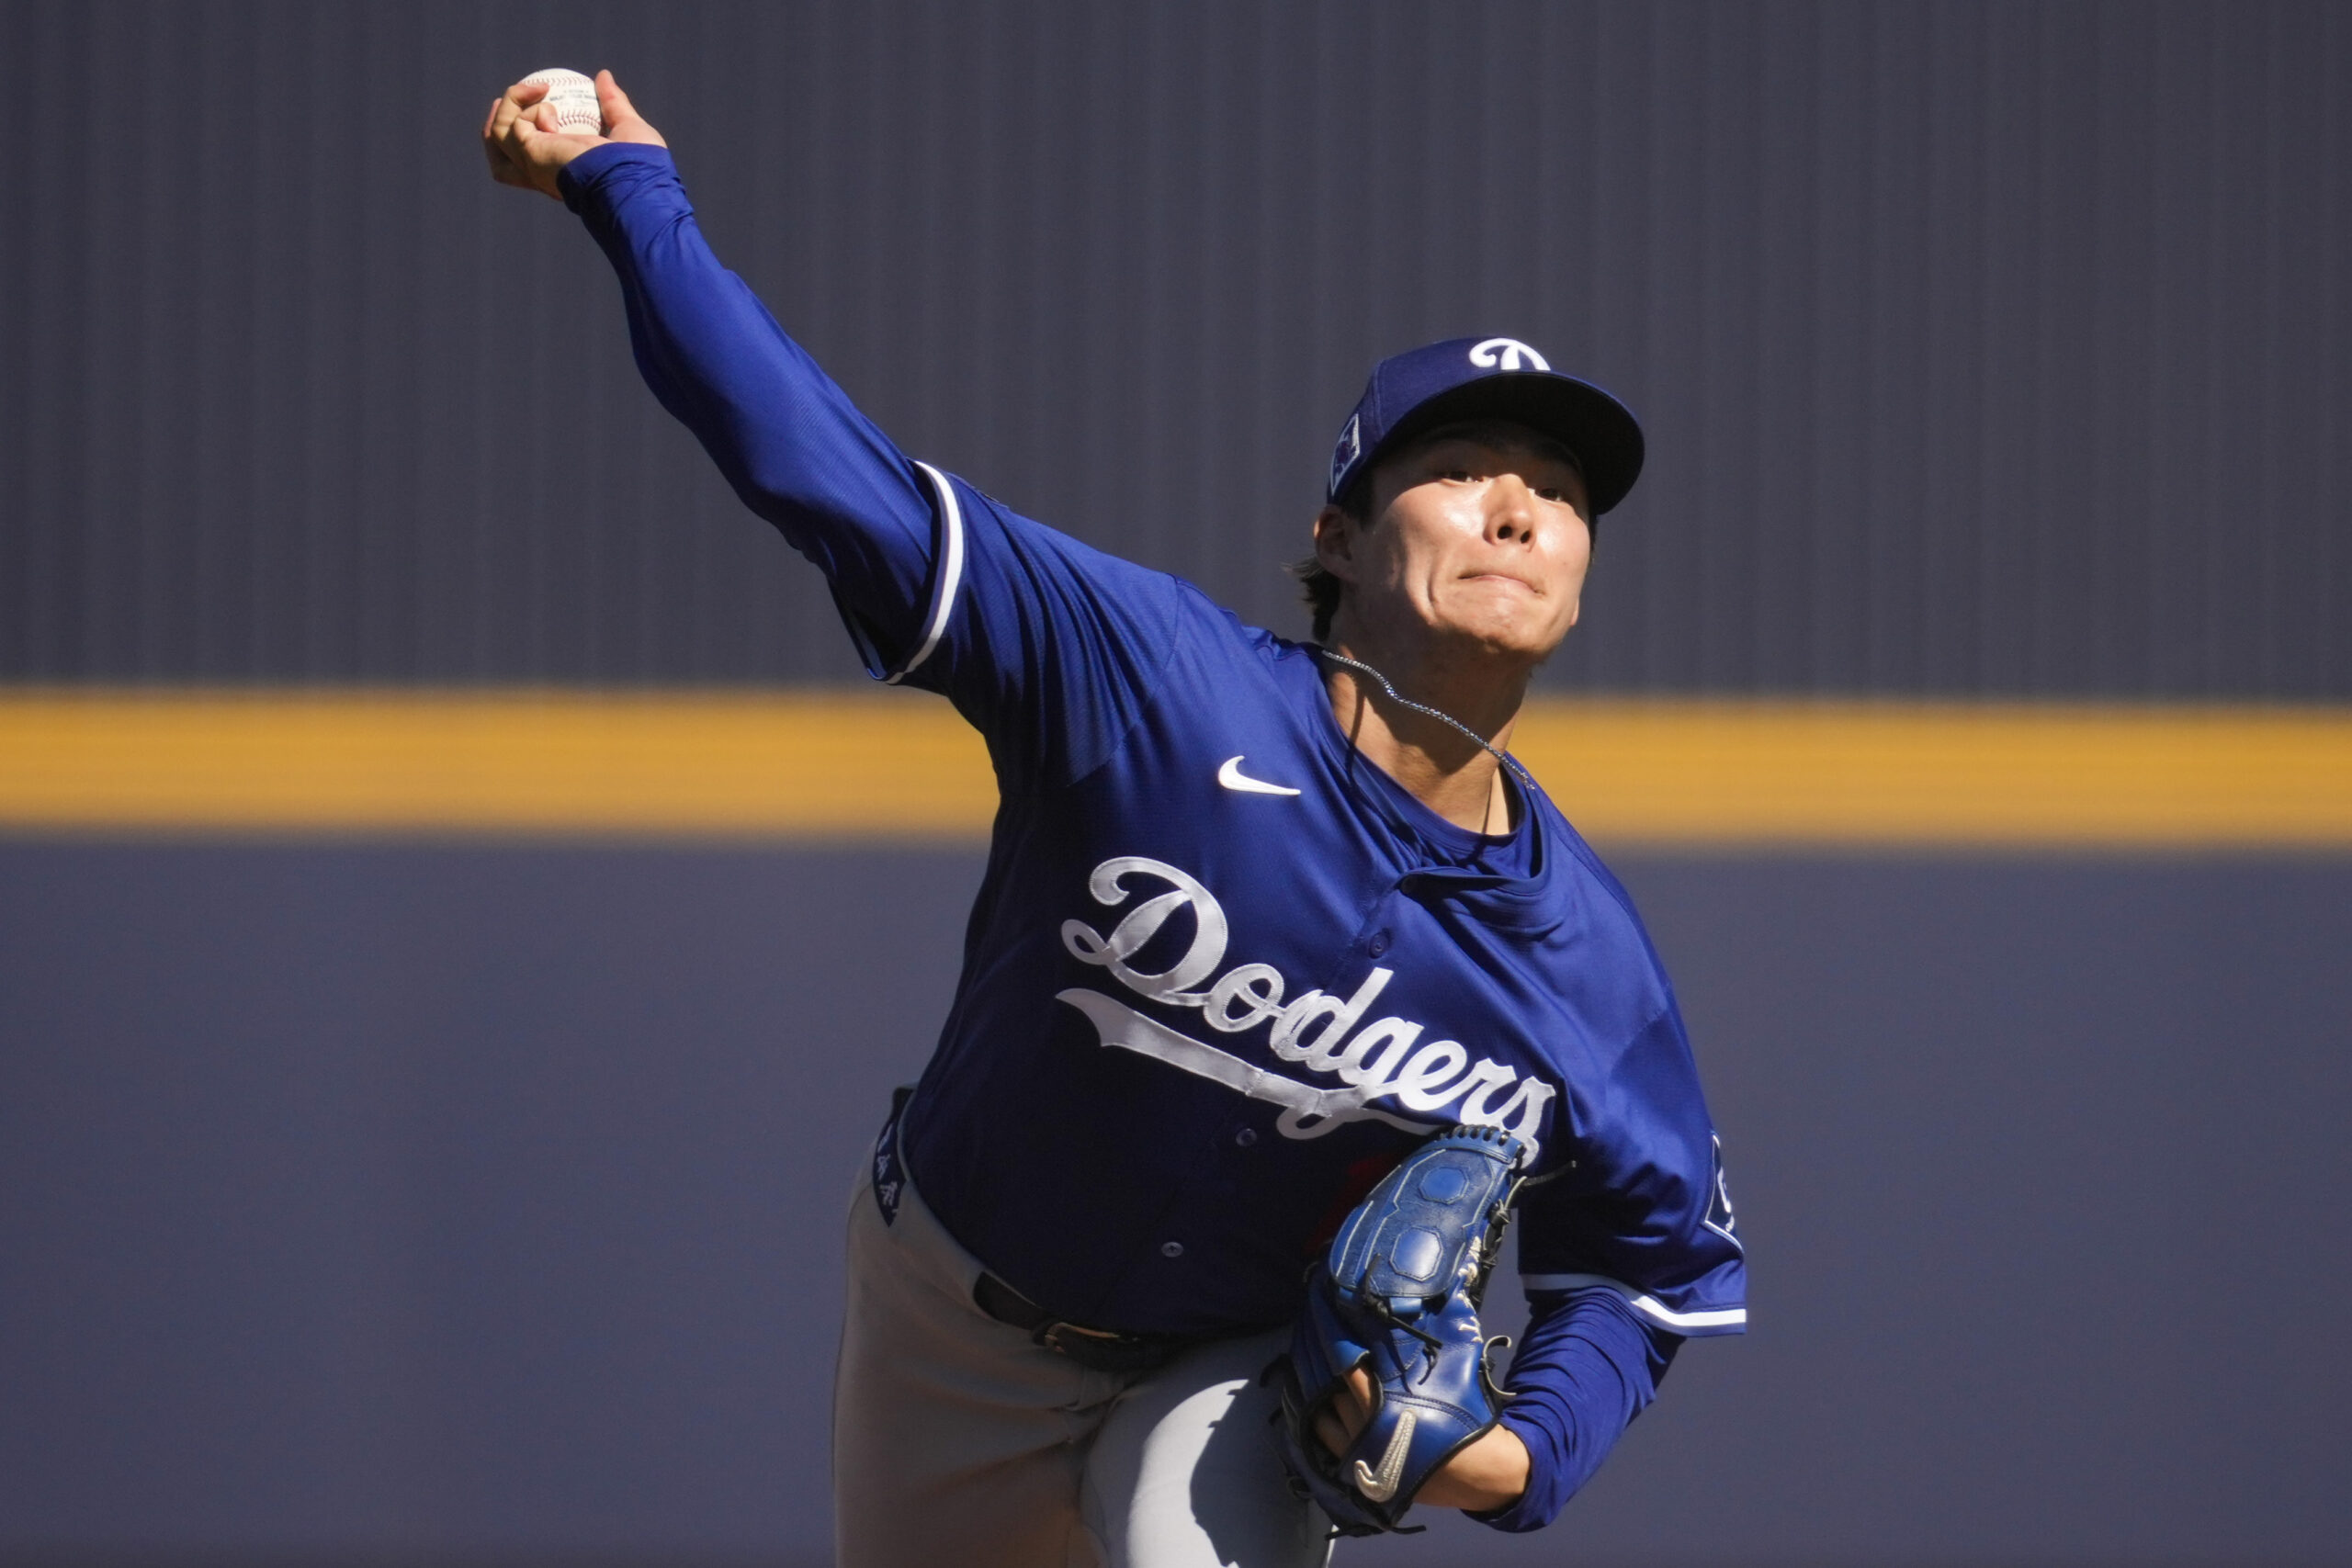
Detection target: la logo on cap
<box><xmin>1469</xmin><ymin>337</ymin><xmax>1549</xmax><ymax>373</ymax></box>
<box><xmin>1325</xmin><ymin>333</ymin><xmax>1644</xmax><ymax>513</ymax></box>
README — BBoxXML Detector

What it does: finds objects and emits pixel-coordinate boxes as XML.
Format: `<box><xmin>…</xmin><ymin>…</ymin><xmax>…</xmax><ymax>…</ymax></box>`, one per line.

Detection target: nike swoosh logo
<box><xmin>1217</xmin><ymin>756</ymin><xmax>1302</xmax><ymax>796</ymax></box>
<box><xmin>1352</xmin><ymin>1410</ymin><xmax>1416</xmax><ymax>1502</ymax></box>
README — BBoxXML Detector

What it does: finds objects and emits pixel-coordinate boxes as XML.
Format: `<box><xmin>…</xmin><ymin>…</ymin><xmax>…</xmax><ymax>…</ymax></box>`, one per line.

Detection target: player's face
<box><xmin>1327</xmin><ymin>431</ymin><xmax>1593</xmax><ymax>669</ymax></box>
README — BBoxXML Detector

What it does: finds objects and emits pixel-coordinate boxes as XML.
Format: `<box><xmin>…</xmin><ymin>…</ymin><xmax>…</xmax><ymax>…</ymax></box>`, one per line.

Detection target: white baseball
<box><xmin>521</xmin><ymin>68</ymin><xmax>604</xmax><ymax>137</ymax></box>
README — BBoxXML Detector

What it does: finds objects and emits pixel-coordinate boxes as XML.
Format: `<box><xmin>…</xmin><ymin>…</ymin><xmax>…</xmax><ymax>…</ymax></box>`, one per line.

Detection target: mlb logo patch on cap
<box><xmin>1326</xmin><ymin>337</ymin><xmax>1645</xmax><ymax>516</ymax></box>
<box><xmin>1329</xmin><ymin>415</ymin><xmax>1362</xmax><ymax>495</ymax></box>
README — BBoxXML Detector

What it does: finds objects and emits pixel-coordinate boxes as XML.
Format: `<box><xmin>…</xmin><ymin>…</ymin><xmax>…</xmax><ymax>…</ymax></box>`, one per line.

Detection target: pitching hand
<box><xmin>481</xmin><ymin>69</ymin><xmax>666</xmax><ymax>200</ymax></box>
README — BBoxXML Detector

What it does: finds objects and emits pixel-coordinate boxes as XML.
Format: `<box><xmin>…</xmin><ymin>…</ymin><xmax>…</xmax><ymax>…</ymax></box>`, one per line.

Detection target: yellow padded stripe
<box><xmin>0</xmin><ymin>690</ymin><xmax>997</xmax><ymax>840</ymax></box>
<box><xmin>0</xmin><ymin>689</ymin><xmax>2346</xmax><ymax>848</ymax></box>
<box><xmin>1507</xmin><ymin>701</ymin><xmax>2352</xmax><ymax>850</ymax></box>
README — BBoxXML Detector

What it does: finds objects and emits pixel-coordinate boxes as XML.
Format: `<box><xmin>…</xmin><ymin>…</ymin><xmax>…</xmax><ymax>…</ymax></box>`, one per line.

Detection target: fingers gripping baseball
<box><xmin>481</xmin><ymin>68</ymin><xmax>666</xmax><ymax>200</ymax></box>
<box><xmin>594</xmin><ymin>73</ymin><xmax>663</xmax><ymax>146</ymax></box>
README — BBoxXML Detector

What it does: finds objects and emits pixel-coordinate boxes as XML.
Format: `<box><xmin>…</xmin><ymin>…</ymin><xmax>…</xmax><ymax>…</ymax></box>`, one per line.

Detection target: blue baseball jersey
<box><xmin>560</xmin><ymin>142</ymin><xmax>1744</xmax><ymax>1531</ymax></box>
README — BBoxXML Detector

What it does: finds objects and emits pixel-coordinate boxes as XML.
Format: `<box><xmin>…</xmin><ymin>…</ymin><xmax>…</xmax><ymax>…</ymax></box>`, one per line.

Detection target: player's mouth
<box><xmin>1457</xmin><ymin>570</ymin><xmax>1541</xmax><ymax>595</ymax></box>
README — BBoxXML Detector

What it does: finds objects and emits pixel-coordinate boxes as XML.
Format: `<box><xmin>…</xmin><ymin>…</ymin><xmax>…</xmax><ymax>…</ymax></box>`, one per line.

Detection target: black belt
<box><xmin>972</xmin><ymin>1272</ymin><xmax>1196</xmax><ymax>1375</ymax></box>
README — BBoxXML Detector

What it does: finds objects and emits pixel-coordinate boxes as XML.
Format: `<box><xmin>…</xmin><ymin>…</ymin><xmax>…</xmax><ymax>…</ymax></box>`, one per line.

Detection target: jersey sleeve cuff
<box><xmin>555</xmin><ymin>141</ymin><xmax>677</xmax><ymax>213</ymax></box>
<box><xmin>1463</xmin><ymin>1408</ymin><xmax>1566</xmax><ymax>1534</ymax></box>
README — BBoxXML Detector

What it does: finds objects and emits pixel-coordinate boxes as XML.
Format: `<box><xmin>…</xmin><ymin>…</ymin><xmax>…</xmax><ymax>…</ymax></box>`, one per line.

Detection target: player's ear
<box><xmin>1311</xmin><ymin>503</ymin><xmax>1360</xmax><ymax>584</ymax></box>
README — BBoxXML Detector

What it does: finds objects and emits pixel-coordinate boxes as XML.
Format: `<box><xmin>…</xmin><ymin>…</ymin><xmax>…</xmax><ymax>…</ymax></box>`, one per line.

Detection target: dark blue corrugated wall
<box><xmin>3</xmin><ymin>0</ymin><xmax>2345</xmax><ymax>694</ymax></box>
<box><xmin>5</xmin><ymin>844</ymin><xmax>2348</xmax><ymax>1562</ymax></box>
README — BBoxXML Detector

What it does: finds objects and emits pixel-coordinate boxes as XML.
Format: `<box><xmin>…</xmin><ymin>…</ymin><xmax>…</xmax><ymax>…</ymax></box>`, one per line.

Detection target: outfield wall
<box><xmin>3</xmin><ymin>0</ymin><xmax>2346</xmax><ymax>696</ymax></box>
<box><xmin>4</xmin><ymin>834</ymin><xmax>2346</xmax><ymax>1565</ymax></box>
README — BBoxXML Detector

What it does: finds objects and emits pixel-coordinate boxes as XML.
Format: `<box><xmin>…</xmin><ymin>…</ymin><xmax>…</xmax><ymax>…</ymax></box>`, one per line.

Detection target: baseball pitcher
<box><xmin>485</xmin><ymin>70</ymin><xmax>1745</xmax><ymax>1568</ymax></box>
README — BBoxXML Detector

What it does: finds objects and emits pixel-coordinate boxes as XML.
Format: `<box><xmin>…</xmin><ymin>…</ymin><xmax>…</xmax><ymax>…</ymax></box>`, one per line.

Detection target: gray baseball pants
<box><xmin>832</xmin><ymin>1156</ymin><xmax>1335</xmax><ymax>1568</ymax></box>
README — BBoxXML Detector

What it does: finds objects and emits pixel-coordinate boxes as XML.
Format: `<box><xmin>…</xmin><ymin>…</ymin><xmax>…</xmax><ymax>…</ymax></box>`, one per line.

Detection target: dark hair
<box><xmin>1289</xmin><ymin>473</ymin><xmax>1370</xmax><ymax>643</ymax></box>
<box><xmin>1287</xmin><ymin>421</ymin><xmax>1589</xmax><ymax>644</ymax></box>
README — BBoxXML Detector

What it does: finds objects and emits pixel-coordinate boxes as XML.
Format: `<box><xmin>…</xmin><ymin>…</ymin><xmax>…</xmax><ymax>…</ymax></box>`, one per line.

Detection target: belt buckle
<box><xmin>1037</xmin><ymin>1320</ymin><xmax>1125</xmax><ymax>1358</ymax></box>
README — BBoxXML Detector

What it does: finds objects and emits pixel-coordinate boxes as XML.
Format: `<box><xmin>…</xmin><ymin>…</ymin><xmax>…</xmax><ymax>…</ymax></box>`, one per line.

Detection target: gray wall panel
<box><xmin>2</xmin><ymin>1</ymin><xmax>2346</xmax><ymax>693</ymax></box>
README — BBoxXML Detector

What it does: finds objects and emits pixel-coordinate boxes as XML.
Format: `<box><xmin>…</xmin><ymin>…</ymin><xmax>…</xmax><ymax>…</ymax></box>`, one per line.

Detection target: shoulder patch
<box><xmin>871</xmin><ymin>1089</ymin><xmax>912</xmax><ymax>1226</ymax></box>
<box><xmin>1702</xmin><ymin>1133</ymin><xmax>1739</xmax><ymax>1249</ymax></box>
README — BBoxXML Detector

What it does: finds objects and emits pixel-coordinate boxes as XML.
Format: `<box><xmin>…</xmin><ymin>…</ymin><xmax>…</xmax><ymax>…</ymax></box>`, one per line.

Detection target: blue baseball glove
<box><xmin>1269</xmin><ymin>1122</ymin><xmax>1525</xmax><ymax>1536</ymax></box>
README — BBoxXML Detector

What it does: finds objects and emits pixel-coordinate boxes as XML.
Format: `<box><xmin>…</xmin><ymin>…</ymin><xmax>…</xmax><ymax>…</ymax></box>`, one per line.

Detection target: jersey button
<box><xmin>1160</xmin><ymin>1241</ymin><xmax>1185</xmax><ymax>1258</ymax></box>
<box><xmin>1234</xmin><ymin>1127</ymin><xmax>1258</xmax><ymax>1147</ymax></box>
<box><xmin>1366</xmin><ymin>930</ymin><xmax>1392</xmax><ymax>957</ymax></box>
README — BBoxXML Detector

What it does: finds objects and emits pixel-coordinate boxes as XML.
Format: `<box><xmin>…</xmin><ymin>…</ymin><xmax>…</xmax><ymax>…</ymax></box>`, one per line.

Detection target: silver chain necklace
<box><xmin>1313</xmin><ymin>647</ymin><xmax>1532</xmax><ymax>789</ymax></box>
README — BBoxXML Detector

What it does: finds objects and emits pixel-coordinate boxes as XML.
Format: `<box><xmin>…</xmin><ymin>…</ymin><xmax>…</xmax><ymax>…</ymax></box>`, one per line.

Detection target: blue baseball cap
<box><xmin>1325</xmin><ymin>336</ymin><xmax>1645</xmax><ymax>515</ymax></box>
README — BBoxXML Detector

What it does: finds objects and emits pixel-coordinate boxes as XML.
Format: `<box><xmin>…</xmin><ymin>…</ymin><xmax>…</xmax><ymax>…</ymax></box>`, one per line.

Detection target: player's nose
<box><xmin>1485</xmin><ymin>472</ymin><xmax>1543</xmax><ymax>544</ymax></box>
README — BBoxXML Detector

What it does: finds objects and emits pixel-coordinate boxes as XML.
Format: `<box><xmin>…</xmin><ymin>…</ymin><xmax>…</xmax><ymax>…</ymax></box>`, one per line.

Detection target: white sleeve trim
<box><xmin>883</xmin><ymin>460</ymin><xmax>966</xmax><ymax>685</ymax></box>
<box><xmin>1520</xmin><ymin>1271</ymin><xmax>1748</xmax><ymax>1332</ymax></box>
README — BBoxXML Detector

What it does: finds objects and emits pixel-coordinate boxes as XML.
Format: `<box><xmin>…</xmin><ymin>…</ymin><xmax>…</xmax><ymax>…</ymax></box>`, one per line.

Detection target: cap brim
<box><xmin>1364</xmin><ymin>373</ymin><xmax>1645</xmax><ymax>516</ymax></box>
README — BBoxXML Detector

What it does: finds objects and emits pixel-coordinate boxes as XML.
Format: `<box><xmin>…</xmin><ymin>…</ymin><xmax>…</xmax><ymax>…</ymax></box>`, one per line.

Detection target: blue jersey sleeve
<box><xmin>1476</xmin><ymin>999</ymin><xmax>1745</xmax><ymax>1527</ymax></box>
<box><xmin>1473</xmin><ymin>1289</ymin><xmax>1679</xmax><ymax>1533</ymax></box>
<box><xmin>1515</xmin><ymin>1003</ymin><xmax>1748</xmax><ymax>1337</ymax></box>
<box><xmin>558</xmin><ymin>143</ymin><xmax>1186</xmax><ymax>792</ymax></box>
